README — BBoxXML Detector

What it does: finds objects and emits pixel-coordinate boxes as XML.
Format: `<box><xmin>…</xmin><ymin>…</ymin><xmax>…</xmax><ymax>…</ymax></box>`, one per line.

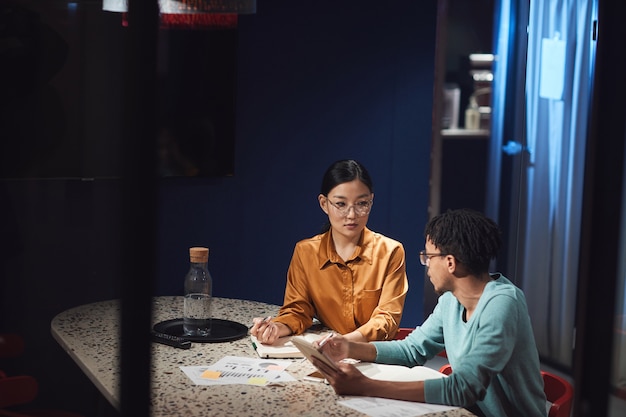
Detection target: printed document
<box><xmin>180</xmin><ymin>355</ymin><xmax>296</xmax><ymax>386</ymax></box>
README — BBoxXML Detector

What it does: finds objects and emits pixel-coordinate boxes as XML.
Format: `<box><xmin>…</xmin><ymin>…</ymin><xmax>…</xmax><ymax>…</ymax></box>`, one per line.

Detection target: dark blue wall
<box><xmin>155</xmin><ymin>1</ymin><xmax>437</xmax><ymax>328</ymax></box>
<box><xmin>0</xmin><ymin>2</ymin><xmax>436</xmax><ymax>414</ymax></box>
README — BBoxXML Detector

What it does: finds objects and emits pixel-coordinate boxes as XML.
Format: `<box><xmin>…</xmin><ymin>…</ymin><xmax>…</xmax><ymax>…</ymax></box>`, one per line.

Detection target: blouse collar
<box><xmin>318</xmin><ymin>227</ymin><xmax>374</xmax><ymax>268</ymax></box>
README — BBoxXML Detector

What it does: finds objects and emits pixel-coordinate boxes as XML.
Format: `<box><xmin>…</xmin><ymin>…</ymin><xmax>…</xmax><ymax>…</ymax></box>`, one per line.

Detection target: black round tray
<box><xmin>153</xmin><ymin>318</ymin><xmax>248</xmax><ymax>343</ymax></box>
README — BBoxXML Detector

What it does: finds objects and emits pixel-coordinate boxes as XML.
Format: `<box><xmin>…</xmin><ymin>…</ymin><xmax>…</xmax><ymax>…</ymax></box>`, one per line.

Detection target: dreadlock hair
<box><xmin>424</xmin><ymin>208</ymin><xmax>502</xmax><ymax>275</ymax></box>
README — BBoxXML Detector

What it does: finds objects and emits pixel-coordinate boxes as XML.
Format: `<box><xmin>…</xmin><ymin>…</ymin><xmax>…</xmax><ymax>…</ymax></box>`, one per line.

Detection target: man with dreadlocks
<box><xmin>312</xmin><ymin>208</ymin><xmax>547</xmax><ymax>417</ymax></box>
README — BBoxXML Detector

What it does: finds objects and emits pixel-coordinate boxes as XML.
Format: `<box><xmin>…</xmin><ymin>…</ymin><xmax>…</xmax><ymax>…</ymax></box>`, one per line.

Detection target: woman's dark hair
<box><xmin>319</xmin><ymin>159</ymin><xmax>373</xmax><ymax>233</ymax></box>
<box><xmin>320</xmin><ymin>159</ymin><xmax>373</xmax><ymax>196</ymax></box>
<box><xmin>424</xmin><ymin>208</ymin><xmax>501</xmax><ymax>275</ymax></box>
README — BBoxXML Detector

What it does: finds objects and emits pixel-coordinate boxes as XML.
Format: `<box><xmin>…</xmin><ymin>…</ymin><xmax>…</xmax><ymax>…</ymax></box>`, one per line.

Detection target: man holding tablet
<box><xmin>311</xmin><ymin>209</ymin><xmax>547</xmax><ymax>417</ymax></box>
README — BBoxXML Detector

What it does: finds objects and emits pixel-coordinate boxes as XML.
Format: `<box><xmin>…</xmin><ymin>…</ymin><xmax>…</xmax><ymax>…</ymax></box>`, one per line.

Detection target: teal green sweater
<box><xmin>373</xmin><ymin>274</ymin><xmax>547</xmax><ymax>417</ymax></box>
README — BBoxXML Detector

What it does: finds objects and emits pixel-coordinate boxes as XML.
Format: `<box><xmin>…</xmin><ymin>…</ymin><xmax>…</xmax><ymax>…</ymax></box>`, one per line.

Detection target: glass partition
<box><xmin>609</xmin><ymin>142</ymin><xmax>626</xmax><ymax>415</ymax></box>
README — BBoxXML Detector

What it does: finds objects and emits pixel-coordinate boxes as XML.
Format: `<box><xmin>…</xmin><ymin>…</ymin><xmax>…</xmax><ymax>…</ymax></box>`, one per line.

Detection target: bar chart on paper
<box><xmin>180</xmin><ymin>356</ymin><xmax>297</xmax><ymax>386</ymax></box>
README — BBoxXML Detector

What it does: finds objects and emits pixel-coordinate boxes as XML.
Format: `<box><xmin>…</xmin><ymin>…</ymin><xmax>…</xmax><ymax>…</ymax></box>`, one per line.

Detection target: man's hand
<box><xmin>310</xmin><ymin>357</ymin><xmax>373</xmax><ymax>396</ymax></box>
<box><xmin>314</xmin><ymin>333</ymin><xmax>349</xmax><ymax>362</ymax></box>
<box><xmin>311</xmin><ymin>355</ymin><xmax>426</xmax><ymax>403</ymax></box>
<box><xmin>316</xmin><ymin>333</ymin><xmax>378</xmax><ymax>363</ymax></box>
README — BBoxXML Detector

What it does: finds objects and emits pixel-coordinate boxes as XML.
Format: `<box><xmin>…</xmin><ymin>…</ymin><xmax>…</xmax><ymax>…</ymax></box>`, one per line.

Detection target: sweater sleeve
<box><xmin>373</xmin><ymin>299</ymin><xmax>446</xmax><ymax>366</ymax></box>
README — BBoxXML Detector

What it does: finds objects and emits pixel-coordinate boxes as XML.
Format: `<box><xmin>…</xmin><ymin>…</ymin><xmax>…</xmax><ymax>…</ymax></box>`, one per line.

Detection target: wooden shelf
<box><xmin>441</xmin><ymin>128</ymin><xmax>490</xmax><ymax>138</ymax></box>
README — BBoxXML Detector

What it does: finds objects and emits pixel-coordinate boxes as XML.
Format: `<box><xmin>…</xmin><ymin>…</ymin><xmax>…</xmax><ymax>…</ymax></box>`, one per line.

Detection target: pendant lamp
<box><xmin>102</xmin><ymin>0</ymin><xmax>256</xmax><ymax>28</ymax></box>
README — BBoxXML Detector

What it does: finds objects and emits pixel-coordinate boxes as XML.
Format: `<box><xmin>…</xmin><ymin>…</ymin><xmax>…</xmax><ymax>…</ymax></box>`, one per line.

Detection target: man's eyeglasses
<box><xmin>419</xmin><ymin>250</ymin><xmax>447</xmax><ymax>266</ymax></box>
<box><xmin>326</xmin><ymin>199</ymin><xmax>373</xmax><ymax>217</ymax></box>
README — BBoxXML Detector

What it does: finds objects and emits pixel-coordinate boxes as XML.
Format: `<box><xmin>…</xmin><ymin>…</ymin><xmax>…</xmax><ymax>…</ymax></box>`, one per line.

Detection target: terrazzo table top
<box><xmin>51</xmin><ymin>296</ymin><xmax>475</xmax><ymax>417</ymax></box>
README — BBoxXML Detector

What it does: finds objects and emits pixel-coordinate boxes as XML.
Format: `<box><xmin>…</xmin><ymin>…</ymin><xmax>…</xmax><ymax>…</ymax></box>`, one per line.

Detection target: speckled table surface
<box><xmin>51</xmin><ymin>296</ymin><xmax>475</xmax><ymax>417</ymax></box>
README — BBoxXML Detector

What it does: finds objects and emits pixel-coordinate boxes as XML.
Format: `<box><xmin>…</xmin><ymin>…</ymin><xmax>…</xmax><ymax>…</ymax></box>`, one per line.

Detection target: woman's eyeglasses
<box><xmin>326</xmin><ymin>199</ymin><xmax>373</xmax><ymax>217</ymax></box>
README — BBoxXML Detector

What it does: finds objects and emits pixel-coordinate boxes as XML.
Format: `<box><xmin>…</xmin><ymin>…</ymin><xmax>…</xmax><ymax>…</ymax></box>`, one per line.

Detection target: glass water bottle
<box><xmin>183</xmin><ymin>247</ymin><xmax>212</xmax><ymax>336</ymax></box>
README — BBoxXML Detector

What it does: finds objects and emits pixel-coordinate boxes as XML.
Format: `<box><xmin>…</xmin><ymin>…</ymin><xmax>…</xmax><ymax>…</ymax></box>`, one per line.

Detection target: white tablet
<box><xmin>291</xmin><ymin>335</ymin><xmax>339</xmax><ymax>371</ymax></box>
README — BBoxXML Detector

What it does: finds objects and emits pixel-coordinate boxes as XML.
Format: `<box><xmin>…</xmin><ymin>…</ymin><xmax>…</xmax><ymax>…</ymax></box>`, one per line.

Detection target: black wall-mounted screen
<box><xmin>0</xmin><ymin>1</ymin><xmax>237</xmax><ymax>179</ymax></box>
<box><xmin>157</xmin><ymin>28</ymin><xmax>237</xmax><ymax>178</ymax></box>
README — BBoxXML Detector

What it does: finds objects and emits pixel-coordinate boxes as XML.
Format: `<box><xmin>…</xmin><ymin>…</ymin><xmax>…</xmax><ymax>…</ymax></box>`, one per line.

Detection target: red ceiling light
<box><xmin>159</xmin><ymin>0</ymin><xmax>255</xmax><ymax>13</ymax></box>
<box><xmin>103</xmin><ymin>0</ymin><xmax>256</xmax><ymax>28</ymax></box>
<box><xmin>159</xmin><ymin>13</ymin><xmax>238</xmax><ymax>30</ymax></box>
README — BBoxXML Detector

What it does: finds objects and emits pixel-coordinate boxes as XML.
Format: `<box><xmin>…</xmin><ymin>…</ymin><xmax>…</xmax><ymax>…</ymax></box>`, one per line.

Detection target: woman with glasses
<box><xmin>251</xmin><ymin>159</ymin><xmax>408</xmax><ymax>344</ymax></box>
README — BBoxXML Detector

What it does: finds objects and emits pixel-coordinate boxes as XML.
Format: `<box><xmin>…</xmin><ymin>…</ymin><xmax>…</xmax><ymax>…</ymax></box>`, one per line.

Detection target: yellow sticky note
<box><xmin>247</xmin><ymin>377</ymin><xmax>267</xmax><ymax>385</ymax></box>
<box><xmin>200</xmin><ymin>370</ymin><xmax>222</xmax><ymax>379</ymax></box>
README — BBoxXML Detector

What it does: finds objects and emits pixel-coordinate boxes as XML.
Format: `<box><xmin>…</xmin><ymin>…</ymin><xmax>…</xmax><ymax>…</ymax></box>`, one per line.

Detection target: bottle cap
<box><xmin>189</xmin><ymin>247</ymin><xmax>209</xmax><ymax>263</ymax></box>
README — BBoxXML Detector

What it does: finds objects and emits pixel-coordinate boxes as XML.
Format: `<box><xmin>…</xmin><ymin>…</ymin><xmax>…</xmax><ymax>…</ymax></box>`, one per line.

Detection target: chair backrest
<box><xmin>394</xmin><ymin>328</ymin><xmax>413</xmax><ymax>340</ymax></box>
<box><xmin>438</xmin><ymin>363</ymin><xmax>453</xmax><ymax>375</ymax></box>
<box><xmin>0</xmin><ymin>334</ymin><xmax>25</xmax><ymax>359</ymax></box>
<box><xmin>0</xmin><ymin>374</ymin><xmax>38</xmax><ymax>408</ymax></box>
<box><xmin>541</xmin><ymin>371</ymin><xmax>573</xmax><ymax>417</ymax></box>
<box><xmin>0</xmin><ymin>334</ymin><xmax>86</xmax><ymax>417</ymax></box>
<box><xmin>437</xmin><ymin>366</ymin><xmax>573</xmax><ymax>417</ymax></box>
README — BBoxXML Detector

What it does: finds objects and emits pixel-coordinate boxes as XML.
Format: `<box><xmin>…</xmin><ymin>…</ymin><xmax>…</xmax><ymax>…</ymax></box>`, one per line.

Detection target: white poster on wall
<box><xmin>539</xmin><ymin>36</ymin><xmax>566</xmax><ymax>100</ymax></box>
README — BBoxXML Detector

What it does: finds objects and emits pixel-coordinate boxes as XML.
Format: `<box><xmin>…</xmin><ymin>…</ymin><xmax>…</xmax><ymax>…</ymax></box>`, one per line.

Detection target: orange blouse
<box><xmin>274</xmin><ymin>227</ymin><xmax>408</xmax><ymax>341</ymax></box>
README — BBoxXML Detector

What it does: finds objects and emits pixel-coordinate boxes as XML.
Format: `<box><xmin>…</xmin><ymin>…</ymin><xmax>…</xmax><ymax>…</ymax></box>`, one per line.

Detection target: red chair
<box><xmin>439</xmin><ymin>363</ymin><xmax>453</xmax><ymax>375</ymax></box>
<box><xmin>394</xmin><ymin>327</ymin><xmax>413</xmax><ymax>340</ymax></box>
<box><xmin>541</xmin><ymin>371</ymin><xmax>573</xmax><ymax>417</ymax></box>
<box><xmin>0</xmin><ymin>334</ymin><xmax>85</xmax><ymax>417</ymax></box>
<box><xmin>437</xmin><ymin>364</ymin><xmax>573</xmax><ymax>417</ymax></box>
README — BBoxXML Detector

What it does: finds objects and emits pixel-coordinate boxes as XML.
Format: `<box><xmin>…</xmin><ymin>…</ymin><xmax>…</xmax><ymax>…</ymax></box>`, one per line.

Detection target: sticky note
<box><xmin>248</xmin><ymin>377</ymin><xmax>267</xmax><ymax>385</ymax></box>
<box><xmin>200</xmin><ymin>370</ymin><xmax>222</xmax><ymax>379</ymax></box>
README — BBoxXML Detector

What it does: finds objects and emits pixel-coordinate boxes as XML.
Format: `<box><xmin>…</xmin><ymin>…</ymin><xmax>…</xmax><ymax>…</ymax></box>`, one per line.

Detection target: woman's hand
<box><xmin>250</xmin><ymin>317</ymin><xmax>290</xmax><ymax>345</ymax></box>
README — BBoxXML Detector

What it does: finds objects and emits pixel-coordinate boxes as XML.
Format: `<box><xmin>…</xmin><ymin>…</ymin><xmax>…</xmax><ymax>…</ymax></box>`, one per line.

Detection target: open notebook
<box><xmin>354</xmin><ymin>362</ymin><xmax>447</xmax><ymax>381</ymax></box>
<box><xmin>291</xmin><ymin>335</ymin><xmax>448</xmax><ymax>382</ymax></box>
<box><xmin>251</xmin><ymin>331</ymin><xmax>326</xmax><ymax>359</ymax></box>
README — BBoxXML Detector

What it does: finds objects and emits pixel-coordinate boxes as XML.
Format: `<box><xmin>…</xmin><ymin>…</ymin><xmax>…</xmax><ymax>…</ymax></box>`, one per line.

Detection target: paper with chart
<box><xmin>180</xmin><ymin>355</ymin><xmax>297</xmax><ymax>386</ymax></box>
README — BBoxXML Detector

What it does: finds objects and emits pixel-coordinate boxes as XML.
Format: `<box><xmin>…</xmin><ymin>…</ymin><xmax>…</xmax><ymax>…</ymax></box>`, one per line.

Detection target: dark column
<box><xmin>119</xmin><ymin>1</ymin><xmax>159</xmax><ymax>416</ymax></box>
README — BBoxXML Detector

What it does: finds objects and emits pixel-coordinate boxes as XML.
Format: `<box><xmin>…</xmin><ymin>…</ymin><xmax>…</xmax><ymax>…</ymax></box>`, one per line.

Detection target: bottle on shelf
<box><xmin>183</xmin><ymin>247</ymin><xmax>212</xmax><ymax>336</ymax></box>
<box><xmin>464</xmin><ymin>96</ymin><xmax>481</xmax><ymax>130</ymax></box>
